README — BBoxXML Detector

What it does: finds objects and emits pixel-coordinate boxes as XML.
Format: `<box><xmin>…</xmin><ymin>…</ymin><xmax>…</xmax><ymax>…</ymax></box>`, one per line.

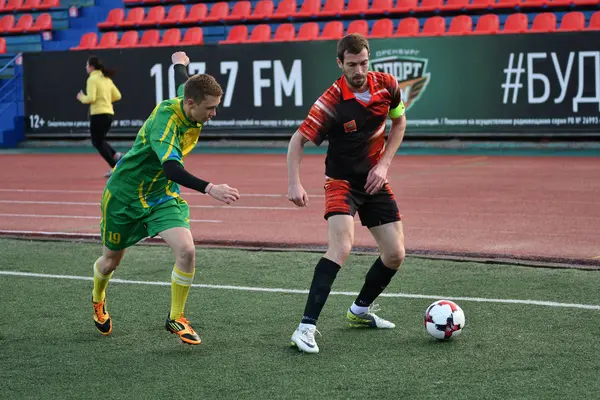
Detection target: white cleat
<box><xmin>290</xmin><ymin>323</ymin><xmax>320</xmax><ymax>354</ymax></box>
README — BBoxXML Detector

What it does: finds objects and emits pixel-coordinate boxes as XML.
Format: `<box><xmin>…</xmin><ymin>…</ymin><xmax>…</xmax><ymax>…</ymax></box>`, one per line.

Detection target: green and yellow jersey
<box><xmin>106</xmin><ymin>86</ymin><xmax>202</xmax><ymax>208</ymax></box>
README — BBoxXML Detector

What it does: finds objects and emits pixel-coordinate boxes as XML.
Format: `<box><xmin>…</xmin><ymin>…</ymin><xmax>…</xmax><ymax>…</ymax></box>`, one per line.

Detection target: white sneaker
<box><xmin>290</xmin><ymin>323</ymin><xmax>320</xmax><ymax>354</ymax></box>
<box><xmin>346</xmin><ymin>304</ymin><xmax>395</xmax><ymax>329</ymax></box>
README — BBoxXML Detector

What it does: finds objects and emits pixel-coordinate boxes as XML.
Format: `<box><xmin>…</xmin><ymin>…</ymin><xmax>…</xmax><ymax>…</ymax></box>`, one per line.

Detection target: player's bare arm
<box><xmin>365</xmin><ymin>113</ymin><xmax>407</xmax><ymax>195</ymax></box>
<box><xmin>287</xmin><ymin>130</ymin><xmax>310</xmax><ymax>207</ymax></box>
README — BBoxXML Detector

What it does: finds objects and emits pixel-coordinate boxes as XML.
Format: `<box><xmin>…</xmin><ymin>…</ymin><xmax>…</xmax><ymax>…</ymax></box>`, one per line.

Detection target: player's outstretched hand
<box><xmin>208</xmin><ymin>184</ymin><xmax>240</xmax><ymax>205</ymax></box>
<box><xmin>171</xmin><ymin>51</ymin><xmax>190</xmax><ymax>66</ymax></box>
<box><xmin>288</xmin><ymin>184</ymin><xmax>309</xmax><ymax>207</ymax></box>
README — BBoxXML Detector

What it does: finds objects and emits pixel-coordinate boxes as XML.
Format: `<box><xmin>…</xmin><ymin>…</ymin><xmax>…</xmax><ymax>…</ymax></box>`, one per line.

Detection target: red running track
<box><xmin>0</xmin><ymin>153</ymin><xmax>599</xmax><ymax>267</ymax></box>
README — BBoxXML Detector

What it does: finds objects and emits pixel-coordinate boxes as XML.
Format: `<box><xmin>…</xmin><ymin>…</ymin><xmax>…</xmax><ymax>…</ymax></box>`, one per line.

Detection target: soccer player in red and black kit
<box><xmin>287</xmin><ymin>33</ymin><xmax>407</xmax><ymax>354</ymax></box>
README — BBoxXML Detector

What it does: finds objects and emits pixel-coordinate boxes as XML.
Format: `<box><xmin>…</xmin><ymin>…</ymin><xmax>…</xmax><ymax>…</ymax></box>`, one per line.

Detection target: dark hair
<box><xmin>336</xmin><ymin>33</ymin><xmax>370</xmax><ymax>63</ymax></box>
<box><xmin>184</xmin><ymin>74</ymin><xmax>223</xmax><ymax>103</ymax></box>
<box><xmin>87</xmin><ymin>56</ymin><xmax>116</xmax><ymax>78</ymax></box>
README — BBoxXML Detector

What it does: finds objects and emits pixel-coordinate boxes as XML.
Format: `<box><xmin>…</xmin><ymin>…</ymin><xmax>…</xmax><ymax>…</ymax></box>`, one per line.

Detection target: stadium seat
<box><xmin>587</xmin><ymin>11</ymin><xmax>600</xmax><ymax>30</ymax></box>
<box><xmin>162</xmin><ymin>5</ymin><xmax>185</xmax><ymax>26</ymax></box>
<box><xmin>204</xmin><ymin>2</ymin><xmax>228</xmax><ymax>22</ymax></box>
<box><xmin>139</xmin><ymin>6</ymin><xmax>165</xmax><ymax>27</ymax></box>
<box><xmin>27</xmin><ymin>12</ymin><xmax>51</xmax><ymax>32</ymax></box>
<box><xmin>6</xmin><ymin>0</ymin><xmax>22</xmax><ymax>10</ymax></box>
<box><xmin>273</xmin><ymin>0</ymin><xmax>296</xmax><ymax>18</ymax></box>
<box><xmin>182</xmin><ymin>27</ymin><xmax>203</xmax><ymax>45</ymax></box>
<box><xmin>98</xmin><ymin>9</ymin><xmax>124</xmax><ymax>29</ymax></box>
<box><xmin>530</xmin><ymin>12</ymin><xmax>556</xmax><ymax>32</ymax></box>
<box><xmin>96</xmin><ymin>32</ymin><xmax>118</xmax><ymax>49</ymax></box>
<box><xmin>466</xmin><ymin>0</ymin><xmax>495</xmax><ymax>10</ymax></box>
<box><xmin>520</xmin><ymin>0</ymin><xmax>547</xmax><ymax>7</ymax></box>
<box><xmin>20</xmin><ymin>0</ymin><xmax>40</xmax><ymax>11</ymax></box>
<box><xmin>559</xmin><ymin>11</ymin><xmax>585</xmax><ymax>31</ymax></box>
<box><xmin>8</xmin><ymin>13</ymin><xmax>33</xmax><ymax>33</ymax></box>
<box><xmin>472</xmin><ymin>13</ymin><xmax>499</xmax><ymax>34</ymax></box>
<box><xmin>118</xmin><ymin>7</ymin><xmax>145</xmax><ymax>28</ymax></box>
<box><xmin>340</xmin><ymin>0</ymin><xmax>368</xmax><ymax>16</ymax></box>
<box><xmin>318</xmin><ymin>0</ymin><xmax>344</xmax><ymax>17</ymax></box>
<box><xmin>441</xmin><ymin>0</ymin><xmax>469</xmax><ymax>11</ymax></box>
<box><xmin>182</xmin><ymin>4</ymin><xmax>207</xmax><ymax>24</ymax></box>
<box><xmin>0</xmin><ymin>15</ymin><xmax>15</xmax><ymax>33</ymax></box>
<box><xmin>219</xmin><ymin>25</ymin><xmax>248</xmax><ymax>44</ymax></box>
<box><xmin>548</xmin><ymin>0</ymin><xmax>571</xmax><ymax>6</ymax></box>
<box><xmin>223</xmin><ymin>1</ymin><xmax>251</xmax><ymax>21</ymax></box>
<box><xmin>447</xmin><ymin>15</ymin><xmax>472</xmax><ymax>35</ymax></box>
<box><xmin>247</xmin><ymin>0</ymin><xmax>274</xmax><ymax>21</ymax></box>
<box><xmin>38</xmin><ymin>0</ymin><xmax>58</xmax><ymax>8</ymax></box>
<box><xmin>138</xmin><ymin>29</ymin><xmax>159</xmax><ymax>46</ymax></box>
<box><xmin>393</xmin><ymin>0</ymin><xmax>418</xmax><ymax>12</ymax></box>
<box><xmin>292</xmin><ymin>22</ymin><xmax>319</xmax><ymax>41</ymax></box>
<box><xmin>421</xmin><ymin>16</ymin><xmax>445</xmax><ymax>36</ymax></box>
<box><xmin>502</xmin><ymin>13</ymin><xmax>528</xmax><ymax>33</ymax></box>
<box><xmin>346</xmin><ymin>20</ymin><xmax>369</xmax><ymax>35</ymax></box>
<box><xmin>364</xmin><ymin>0</ymin><xmax>392</xmax><ymax>15</ymax></box>
<box><xmin>369</xmin><ymin>18</ymin><xmax>394</xmax><ymax>37</ymax></box>
<box><xmin>295</xmin><ymin>0</ymin><xmax>320</xmax><ymax>17</ymax></box>
<box><xmin>395</xmin><ymin>17</ymin><xmax>419</xmax><ymax>36</ymax></box>
<box><xmin>318</xmin><ymin>20</ymin><xmax>343</xmax><ymax>39</ymax></box>
<box><xmin>116</xmin><ymin>30</ymin><xmax>139</xmax><ymax>48</ymax></box>
<box><xmin>158</xmin><ymin>28</ymin><xmax>181</xmax><ymax>46</ymax></box>
<box><xmin>71</xmin><ymin>32</ymin><xmax>97</xmax><ymax>50</ymax></box>
<box><xmin>573</xmin><ymin>0</ymin><xmax>597</xmax><ymax>5</ymax></box>
<box><xmin>0</xmin><ymin>37</ymin><xmax>5</xmax><ymax>54</ymax></box>
<box><xmin>419</xmin><ymin>0</ymin><xmax>443</xmax><ymax>12</ymax></box>
<box><xmin>272</xmin><ymin>23</ymin><xmax>295</xmax><ymax>41</ymax></box>
<box><xmin>495</xmin><ymin>0</ymin><xmax>520</xmax><ymax>7</ymax></box>
<box><xmin>247</xmin><ymin>24</ymin><xmax>271</xmax><ymax>42</ymax></box>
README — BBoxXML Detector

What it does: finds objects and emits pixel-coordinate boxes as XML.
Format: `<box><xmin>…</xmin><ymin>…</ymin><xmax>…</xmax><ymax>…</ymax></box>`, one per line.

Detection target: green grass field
<box><xmin>1</xmin><ymin>238</ymin><xmax>599</xmax><ymax>399</ymax></box>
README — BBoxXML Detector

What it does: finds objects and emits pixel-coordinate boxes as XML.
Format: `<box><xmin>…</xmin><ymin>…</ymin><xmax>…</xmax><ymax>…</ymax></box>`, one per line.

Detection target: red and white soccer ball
<box><xmin>424</xmin><ymin>300</ymin><xmax>466</xmax><ymax>340</ymax></box>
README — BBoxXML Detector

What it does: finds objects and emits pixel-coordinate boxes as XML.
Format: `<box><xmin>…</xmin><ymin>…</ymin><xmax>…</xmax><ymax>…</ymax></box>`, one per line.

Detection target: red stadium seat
<box><xmin>182</xmin><ymin>4</ymin><xmax>207</xmax><ymax>23</ymax></box>
<box><xmin>162</xmin><ymin>5</ymin><xmax>185</xmax><ymax>25</ymax></box>
<box><xmin>559</xmin><ymin>11</ymin><xmax>585</xmax><ymax>31</ymax></box>
<box><xmin>472</xmin><ymin>13</ymin><xmax>499</xmax><ymax>34</ymax></box>
<box><xmin>139</xmin><ymin>6</ymin><xmax>165</xmax><ymax>26</ymax></box>
<box><xmin>520</xmin><ymin>0</ymin><xmax>547</xmax><ymax>7</ymax></box>
<box><xmin>20</xmin><ymin>0</ymin><xmax>40</xmax><ymax>11</ymax></box>
<box><xmin>441</xmin><ymin>0</ymin><xmax>469</xmax><ymax>10</ymax></box>
<box><xmin>548</xmin><ymin>0</ymin><xmax>571</xmax><ymax>6</ymax></box>
<box><xmin>421</xmin><ymin>16</ymin><xmax>445</xmax><ymax>36</ymax></box>
<box><xmin>466</xmin><ymin>0</ymin><xmax>495</xmax><ymax>9</ymax></box>
<box><xmin>346</xmin><ymin>20</ymin><xmax>369</xmax><ymax>35</ymax></box>
<box><xmin>318</xmin><ymin>0</ymin><xmax>344</xmax><ymax>17</ymax></box>
<box><xmin>272</xmin><ymin>23</ymin><xmax>295</xmax><ymax>41</ymax></box>
<box><xmin>96</xmin><ymin>32</ymin><xmax>118</xmax><ymax>49</ymax></box>
<box><xmin>341</xmin><ymin>0</ymin><xmax>368</xmax><ymax>16</ymax></box>
<box><xmin>118</xmin><ymin>7</ymin><xmax>145</xmax><ymax>28</ymax></box>
<box><xmin>26</xmin><ymin>12</ymin><xmax>52</xmax><ymax>32</ymax></box>
<box><xmin>587</xmin><ymin>11</ymin><xmax>600</xmax><ymax>30</ymax></box>
<box><xmin>71</xmin><ymin>32</ymin><xmax>97</xmax><ymax>50</ymax></box>
<box><xmin>247</xmin><ymin>24</ymin><xmax>271</xmax><ymax>42</ymax></box>
<box><xmin>530</xmin><ymin>12</ymin><xmax>556</xmax><ymax>32</ymax></box>
<box><xmin>495</xmin><ymin>0</ymin><xmax>520</xmax><ymax>7</ymax></box>
<box><xmin>98</xmin><ymin>9</ymin><xmax>124</xmax><ymax>29</ymax></box>
<box><xmin>419</xmin><ymin>0</ymin><xmax>443</xmax><ymax>12</ymax></box>
<box><xmin>204</xmin><ymin>2</ymin><xmax>228</xmax><ymax>22</ymax></box>
<box><xmin>247</xmin><ymin>0</ymin><xmax>274</xmax><ymax>21</ymax></box>
<box><xmin>273</xmin><ymin>0</ymin><xmax>296</xmax><ymax>18</ymax></box>
<box><xmin>395</xmin><ymin>17</ymin><xmax>419</xmax><ymax>36</ymax></box>
<box><xmin>393</xmin><ymin>0</ymin><xmax>418</xmax><ymax>12</ymax></box>
<box><xmin>9</xmin><ymin>14</ymin><xmax>33</xmax><ymax>32</ymax></box>
<box><xmin>295</xmin><ymin>0</ymin><xmax>320</xmax><ymax>17</ymax></box>
<box><xmin>158</xmin><ymin>28</ymin><xmax>181</xmax><ymax>47</ymax></box>
<box><xmin>116</xmin><ymin>30</ymin><xmax>139</xmax><ymax>48</ymax></box>
<box><xmin>502</xmin><ymin>13</ymin><xmax>528</xmax><ymax>33</ymax></box>
<box><xmin>224</xmin><ymin>1</ymin><xmax>251</xmax><ymax>21</ymax></box>
<box><xmin>573</xmin><ymin>0</ymin><xmax>597</xmax><ymax>5</ymax></box>
<box><xmin>369</xmin><ymin>18</ymin><xmax>394</xmax><ymax>37</ymax></box>
<box><xmin>38</xmin><ymin>0</ymin><xmax>58</xmax><ymax>8</ymax></box>
<box><xmin>0</xmin><ymin>38</ymin><xmax>6</xmax><ymax>54</ymax></box>
<box><xmin>292</xmin><ymin>22</ymin><xmax>319</xmax><ymax>41</ymax></box>
<box><xmin>318</xmin><ymin>20</ymin><xmax>343</xmax><ymax>39</ymax></box>
<box><xmin>364</xmin><ymin>0</ymin><xmax>392</xmax><ymax>15</ymax></box>
<box><xmin>6</xmin><ymin>0</ymin><xmax>22</xmax><ymax>10</ymax></box>
<box><xmin>447</xmin><ymin>15</ymin><xmax>472</xmax><ymax>35</ymax></box>
<box><xmin>138</xmin><ymin>29</ymin><xmax>160</xmax><ymax>46</ymax></box>
<box><xmin>0</xmin><ymin>15</ymin><xmax>15</xmax><ymax>32</ymax></box>
<box><xmin>182</xmin><ymin>27</ymin><xmax>203</xmax><ymax>45</ymax></box>
<box><xmin>219</xmin><ymin>25</ymin><xmax>248</xmax><ymax>44</ymax></box>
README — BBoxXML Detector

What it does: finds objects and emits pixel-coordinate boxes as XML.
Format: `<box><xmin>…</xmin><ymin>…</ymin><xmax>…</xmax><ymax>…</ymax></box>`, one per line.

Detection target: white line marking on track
<box><xmin>0</xmin><ymin>200</ymin><xmax>296</xmax><ymax>210</ymax></box>
<box><xmin>0</xmin><ymin>270</ymin><xmax>598</xmax><ymax>311</ymax></box>
<box><xmin>0</xmin><ymin>214</ymin><xmax>222</xmax><ymax>223</ymax></box>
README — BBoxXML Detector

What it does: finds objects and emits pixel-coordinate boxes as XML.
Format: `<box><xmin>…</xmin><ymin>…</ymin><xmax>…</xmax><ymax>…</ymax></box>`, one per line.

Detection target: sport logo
<box><xmin>370</xmin><ymin>52</ymin><xmax>431</xmax><ymax>111</ymax></box>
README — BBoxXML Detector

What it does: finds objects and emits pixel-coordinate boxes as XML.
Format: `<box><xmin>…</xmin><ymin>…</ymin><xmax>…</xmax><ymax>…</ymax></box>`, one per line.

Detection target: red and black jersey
<box><xmin>298</xmin><ymin>71</ymin><xmax>403</xmax><ymax>187</ymax></box>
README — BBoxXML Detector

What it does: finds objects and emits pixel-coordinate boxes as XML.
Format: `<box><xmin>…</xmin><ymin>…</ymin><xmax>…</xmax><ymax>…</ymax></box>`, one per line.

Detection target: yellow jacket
<box><xmin>79</xmin><ymin>70</ymin><xmax>122</xmax><ymax>115</ymax></box>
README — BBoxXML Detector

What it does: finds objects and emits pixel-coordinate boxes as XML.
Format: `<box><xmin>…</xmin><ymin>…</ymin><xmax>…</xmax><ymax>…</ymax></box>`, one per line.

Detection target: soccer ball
<box><xmin>424</xmin><ymin>300</ymin><xmax>465</xmax><ymax>340</ymax></box>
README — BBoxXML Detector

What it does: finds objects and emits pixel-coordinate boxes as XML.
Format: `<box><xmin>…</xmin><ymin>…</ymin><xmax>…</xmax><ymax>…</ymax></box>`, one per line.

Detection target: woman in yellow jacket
<box><xmin>77</xmin><ymin>56</ymin><xmax>123</xmax><ymax>178</ymax></box>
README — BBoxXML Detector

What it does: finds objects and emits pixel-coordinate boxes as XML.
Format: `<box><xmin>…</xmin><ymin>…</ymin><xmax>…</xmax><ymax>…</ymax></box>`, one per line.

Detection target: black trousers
<box><xmin>90</xmin><ymin>114</ymin><xmax>117</xmax><ymax>167</ymax></box>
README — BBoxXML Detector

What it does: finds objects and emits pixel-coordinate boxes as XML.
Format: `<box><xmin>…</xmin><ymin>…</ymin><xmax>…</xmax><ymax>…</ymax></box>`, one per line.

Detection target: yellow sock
<box><xmin>170</xmin><ymin>265</ymin><xmax>195</xmax><ymax>320</ymax></box>
<box><xmin>92</xmin><ymin>260</ymin><xmax>113</xmax><ymax>303</ymax></box>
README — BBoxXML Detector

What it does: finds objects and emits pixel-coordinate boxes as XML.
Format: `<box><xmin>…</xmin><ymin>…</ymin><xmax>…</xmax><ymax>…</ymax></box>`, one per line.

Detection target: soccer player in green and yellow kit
<box><xmin>91</xmin><ymin>51</ymin><xmax>240</xmax><ymax>345</ymax></box>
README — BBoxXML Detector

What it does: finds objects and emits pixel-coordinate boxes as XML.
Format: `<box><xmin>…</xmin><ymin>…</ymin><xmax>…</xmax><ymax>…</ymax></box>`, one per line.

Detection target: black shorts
<box><xmin>323</xmin><ymin>178</ymin><xmax>402</xmax><ymax>228</ymax></box>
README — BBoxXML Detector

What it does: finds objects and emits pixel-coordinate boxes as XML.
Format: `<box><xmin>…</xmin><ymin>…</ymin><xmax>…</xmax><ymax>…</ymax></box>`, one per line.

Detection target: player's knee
<box><xmin>101</xmin><ymin>254</ymin><xmax>121</xmax><ymax>272</ymax></box>
<box><xmin>176</xmin><ymin>244</ymin><xmax>196</xmax><ymax>267</ymax></box>
<box><xmin>326</xmin><ymin>240</ymin><xmax>353</xmax><ymax>266</ymax></box>
<box><xmin>382</xmin><ymin>247</ymin><xmax>405</xmax><ymax>269</ymax></box>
